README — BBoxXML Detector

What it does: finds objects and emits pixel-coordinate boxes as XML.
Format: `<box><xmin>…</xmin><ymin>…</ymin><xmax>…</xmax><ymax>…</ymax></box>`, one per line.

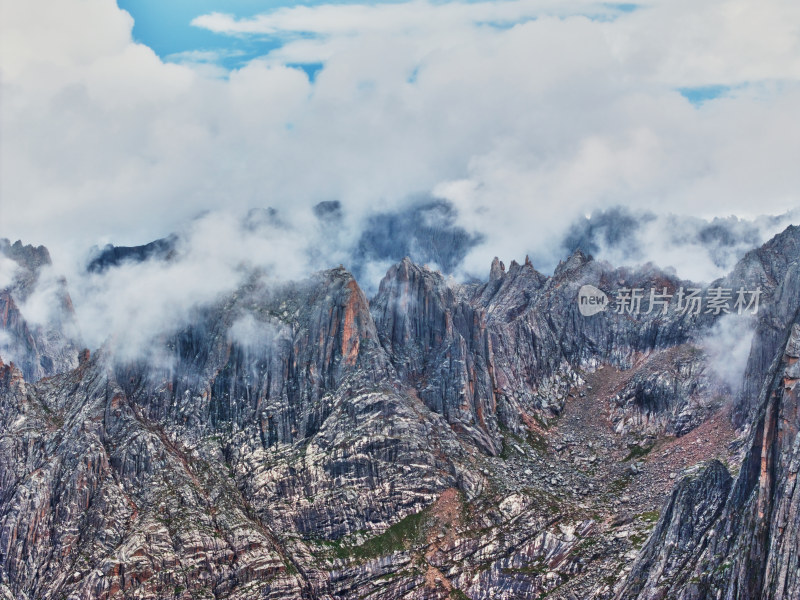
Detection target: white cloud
<box><xmin>229</xmin><ymin>313</ymin><xmax>287</xmax><ymax>350</ymax></box>
<box><xmin>191</xmin><ymin>0</ymin><xmax>613</xmax><ymax>37</ymax></box>
<box><xmin>611</xmin><ymin>0</ymin><xmax>800</xmax><ymax>86</ymax></box>
<box><xmin>702</xmin><ymin>313</ymin><xmax>756</xmax><ymax>391</ymax></box>
<box><xmin>0</xmin><ymin>0</ymin><xmax>133</xmax><ymax>79</ymax></box>
<box><xmin>0</xmin><ymin>256</ymin><xmax>19</xmax><ymax>290</ymax></box>
<box><xmin>62</xmin><ymin>210</ymin><xmax>324</xmax><ymax>363</ymax></box>
<box><xmin>1</xmin><ymin>0</ymin><xmax>799</xmax><ymax>290</ymax></box>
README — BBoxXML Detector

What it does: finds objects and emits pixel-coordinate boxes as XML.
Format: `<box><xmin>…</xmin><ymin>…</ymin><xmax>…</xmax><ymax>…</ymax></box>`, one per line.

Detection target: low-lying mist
<box><xmin>1</xmin><ymin>203</ymin><xmax>797</xmax><ymax>370</ymax></box>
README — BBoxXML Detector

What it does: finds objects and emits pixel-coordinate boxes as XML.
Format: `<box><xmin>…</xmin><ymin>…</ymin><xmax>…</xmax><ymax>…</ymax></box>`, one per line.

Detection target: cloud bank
<box><xmin>558</xmin><ymin>207</ymin><xmax>800</xmax><ymax>281</ymax></box>
<box><xmin>1</xmin><ymin>0</ymin><xmax>799</xmax><ymax>329</ymax></box>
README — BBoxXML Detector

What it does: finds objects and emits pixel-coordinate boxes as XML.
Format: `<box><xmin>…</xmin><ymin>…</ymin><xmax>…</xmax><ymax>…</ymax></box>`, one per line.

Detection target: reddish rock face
<box><xmin>79</xmin><ymin>348</ymin><xmax>91</xmax><ymax>364</ymax></box>
<box><xmin>341</xmin><ymin>279</ymin><xmax>367</xmax><ymax>367</ymax></box>
<box><xmin>617</xmin><ymin>323</ymin><xmax>800</xmax><ymax>600</ymax></box>
<box><xmin>0</xmin><ymin>226</ymin><xmax>799</xmax><ymax>600</ymax></box>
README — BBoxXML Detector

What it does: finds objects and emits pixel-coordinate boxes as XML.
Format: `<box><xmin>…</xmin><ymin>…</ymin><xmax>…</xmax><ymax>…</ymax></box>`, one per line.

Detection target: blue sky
<box><xmin>119</xmin><ymin>0</ymin><xmax>639</xmax><ymax>70</ymax></box>
<box><xmin>121</xmin><ymin>0</ymin><xmax>479</xmax><ymax>70</ymax></box>
<box><xmin>118</xmin><ymin>0</ymin><xmax>287</xmax><ymax>67</ymax></box>
<box><xmin>2</xmin><ymin>0</ymin><xmax>799</xmax><ymax>282</ymax></box>
<box><xmin>678</xmin><ymin>85</ymin><xmax>732</xmax><ymax>106</ymax></box>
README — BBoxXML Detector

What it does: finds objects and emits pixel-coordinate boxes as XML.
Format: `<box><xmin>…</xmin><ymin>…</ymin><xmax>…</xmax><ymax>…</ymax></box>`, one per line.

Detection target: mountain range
<box><xmin>0</xmin><ymin>224</ymin><xmax>799</xmax><ymax>599</ymax></box>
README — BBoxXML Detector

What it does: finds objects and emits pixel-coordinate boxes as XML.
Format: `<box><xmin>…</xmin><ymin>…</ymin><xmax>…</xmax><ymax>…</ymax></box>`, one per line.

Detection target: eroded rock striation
<box><xmin>0</xmin><ymin>226</ymin><xmax>798</xmax><ymax>599</ymax></box>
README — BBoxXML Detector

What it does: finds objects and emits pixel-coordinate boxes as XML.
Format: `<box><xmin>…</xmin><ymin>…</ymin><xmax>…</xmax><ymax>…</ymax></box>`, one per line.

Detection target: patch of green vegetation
<box><xmin>319</xmin><ymin>508</ymin><xmax>431</xmax><ymax>562</ymax></box>
<box><xmin>449</xmin><ymin>590</ymin><xmax>471</xmax><ymax>600</ymax></box>
<box><xmin>526</xmin><ymin>431</ymin><xmax>548</xmax><ymax>455</ymax></box>
<box><xmin>499</xmin><ymin>440</ymin><xmax>513</xmax><ymax>461</ymax></box>
<box><xmin>623</xmin><ymin>443</ymin><xmax>653</xmax><ymax>461</ymax></box>
<box><xmin>498</xmin><ymin>426</ymin><xmax>524</xmax><ymax>460</ymax></box>
<box><xmin>712</xmin><ymin>560</ymin><xmax>732</xmax><ymax>574</ymax></box>
<box><xmin>36</xmin><ymin>399</ymin><xmax>66</xmax><ymax>428</ymax></box>
<box><xmin>574</xmin><ymin>536</ymin><xmax>599</xmax><ymax>554</ymax></box>
<box><xmin>497</xmin><ymin>422</ymin><xmax>547</xmax><ymax>457</ymax></box>
<box><xmin>354</xmin><ymin>509</ymin><xmax>429</xmax><ymax>557</ymax></box>
<box><xmin>629</xmin><ymin>532</ymin><xmax>648</xmax><ymax>547</ymax></box>
<box><xmin>720</xmin><ymin>458</ymin><xmax>740</xmax><ymax>478</ymax></box>
<box><xmin>284</xmin><ymin>561</ymin><xmax>298</xmax><ymax>575</ymax></box>
<box><xmin>376</xmin><ymin>568</ymin><xmax>414</xmax><ymax>582</ymax></box>
<box><xmin>532</xmin><ymin>412</ymin><xmax>550</xmax><ymax>430</ymax></box>
<box><xmin>310</xmin><ymin>537</ymin><xmax>348</xmax><ymax>560</ymax></box>
<box><xmin>637</xmin><ymin>510</ymin><xmax>660</xmax><ymax>524</ymax></box>
<box><xmin>607</xmin><ymin>475</ymin><xmax>631</xmax><ymax>495</ymax></box>
<box><xmin>501</xmin><ymin>559</ymin><xmax>548</xmax><ymax>576</ymax></box>
<box><xmin>525</xmin><ymin>488</ymin><xmax>563</xmax><ymax>514</ymax></box>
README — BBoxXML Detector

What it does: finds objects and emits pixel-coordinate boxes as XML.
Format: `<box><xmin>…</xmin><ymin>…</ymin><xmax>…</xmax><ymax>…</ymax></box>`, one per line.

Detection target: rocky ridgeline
<box><xmin>616</xmin><ymin>320</ymin><xmax>800</xmax><ymax>600</ymax></box>
<box><xmin>0</xmin><ymin>226</ymin><xmax>797</xmax><ymax>599</ymax></box>
<box><xmin>0</xmin><ymin>239</ymin><xmax>80</xmax><ymax>381</ymax></box>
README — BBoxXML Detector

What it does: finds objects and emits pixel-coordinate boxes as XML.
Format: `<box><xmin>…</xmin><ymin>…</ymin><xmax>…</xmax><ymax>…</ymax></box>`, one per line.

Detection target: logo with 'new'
<box><xmin>577</xmin><ymin>285</ymin><xmax>609</xmax><ymax>316</ymax></box>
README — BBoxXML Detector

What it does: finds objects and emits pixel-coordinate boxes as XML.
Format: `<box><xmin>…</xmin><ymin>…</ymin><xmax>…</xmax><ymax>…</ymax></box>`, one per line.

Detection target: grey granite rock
<box><xmin>0</xmin><ymin>225</ymin><xmax>798</xmax><ymax>599</ymax></box>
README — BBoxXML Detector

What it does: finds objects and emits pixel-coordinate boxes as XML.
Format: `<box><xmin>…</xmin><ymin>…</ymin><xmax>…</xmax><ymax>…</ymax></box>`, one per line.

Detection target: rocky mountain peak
<box><xmin>489</xmin><ymin>256</ymin><xmax>506</xmax><ymax>281</ymax></box>
<box><xmin>727</xmin><ymin>223</ymin><xmax>800</xmax><ymax>293</ymax></box>
<box><xmin>0</xmin><ymin>238</ymin><xmax>52</xmax><ymax>272</ymax></box>
<box><xmin>1</xmin><ymin>225</ymin><xmax>799</xmax><ymax>599</ymax></box>
<box><xmin>0</xmin><ymin>241</ymin><xmax>80</xmax><ymax>381</ymax></box>
<box><xmin>554</xmin><ymin>247</ymin><xmax>593</xmax><ymax>278</ymax></box>
<box><xmin>86</xmin><ymin>234</ymin><xmax>178</xmax><ymax>273</ymax></box>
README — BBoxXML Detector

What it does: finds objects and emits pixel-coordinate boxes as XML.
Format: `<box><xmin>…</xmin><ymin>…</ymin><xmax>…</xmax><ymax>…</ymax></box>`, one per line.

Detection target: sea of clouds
<box><xmin>1</xmin><ymin>0</ymin><xmax>799</xmax><ymax>362</ymax></box>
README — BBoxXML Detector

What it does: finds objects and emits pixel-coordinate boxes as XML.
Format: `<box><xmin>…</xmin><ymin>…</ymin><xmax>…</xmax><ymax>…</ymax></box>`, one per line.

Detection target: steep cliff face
<box><xmin>723</xmin><ymin>225</ymin><xmax>800</xmax><ymax>424</ymax></box>
<box><xmin>735</xmin><ymin>265</ymin><xmax>800</xmax><ymax>425</ymax></box>
<box><xmin>614</xmin><ymin>460</ymin><xmax>733</xmax><ymax>600</ymax></box>
<box><xmin>0</xmin><ymin>353</ymin><xmax>308</xmax><ymax>600</ymax></box>
<box><xmin>86</xmin><ymin>235</ymin><xmax>179</xmax><ymax>273</ymax></box>
<box><xmin>371</xmin><ymin>250</ymin><xmax>729</xmax><ymax>454</ymax></box>
<box><xmin>0</xmin><ymin>266</ymin><xmax>483</xmax><ymax>599</ymax></box>
<box><xmin>117</xmin><ymin>267</ymin><xmax>387</xmax><ymax>443</ymax></box>
<box><xmin>608</xmin><ymin>344</ymin><xmax>719</xmax><ymax>438</ymax></box>
<box><xmin>616</xmin><ymin>320</ymin><xmax>800</xmax><ymax>600</ymax></box>
<box><xmin>371</xmin><ymin>258</ymin><xmax>501</xmax><ymax>453</ymax></box>
<box><xmin>0</xmin><ymin>226</ymin><xmax>798</xmax><ymax>599</ymax></box>
<box><xmin>691</xmin><ymin>320</ymin><xmax>800</xmax><ymax>600</ymax></box>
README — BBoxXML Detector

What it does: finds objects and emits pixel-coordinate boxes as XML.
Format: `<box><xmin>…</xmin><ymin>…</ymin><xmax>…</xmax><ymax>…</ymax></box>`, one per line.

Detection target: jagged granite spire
<box><xmin>0</xmin><ymin>226</ymin><xmax>799</xmax><ymax>599</ymax></box>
